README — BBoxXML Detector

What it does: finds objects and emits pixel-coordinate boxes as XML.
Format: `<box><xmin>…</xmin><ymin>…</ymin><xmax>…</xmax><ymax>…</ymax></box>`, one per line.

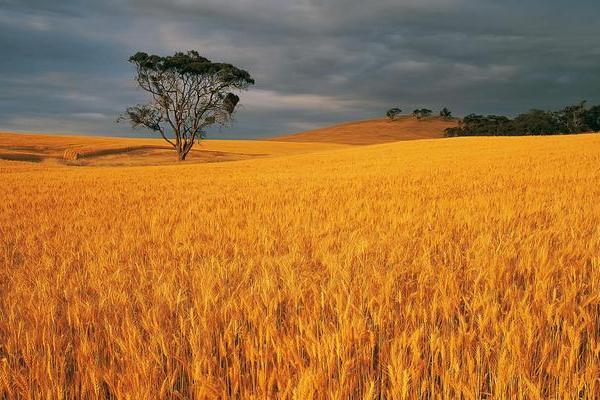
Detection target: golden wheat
<box><xmin>1</xmin><ymin>134</ymin><xmax>600</xmax><ymax>399</ymax></box>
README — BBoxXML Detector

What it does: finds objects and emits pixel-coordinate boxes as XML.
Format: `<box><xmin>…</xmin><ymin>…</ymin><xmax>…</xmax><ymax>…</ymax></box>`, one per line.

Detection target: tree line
<box><xmin>386</xmin><ymin>107</ymin><xmax>453</xmax><ymax>120</ymax></box>
<box><xmin>445</xmin><ymin>101</ymin><xmax>600</xmax><ymax>137</ymax></box>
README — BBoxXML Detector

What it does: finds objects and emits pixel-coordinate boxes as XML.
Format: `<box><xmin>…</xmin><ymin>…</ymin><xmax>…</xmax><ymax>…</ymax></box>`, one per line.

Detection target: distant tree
<box><xmin>413</xmin><ymin>108</ymin><xmax>433</xmax><ymax>119</ymax></box>
<box><xmin>119</xmin><ymin>51</ymin><xmax>254</xmax><ymax>161</ymax></box>
<box><xmin>444</xmin><ymin>126</ymin><xmax>462</xmax><ymax>137</ymax></box>
<box><xmin>513</xmin><ymin>109</ymin><xmax>561</xmax><ymax>135</ymax></box>
<box><xmin>585</xmin><ymin>105</ymin><xmax>600</xmax><ymax>131</ymax></box>
<box><xmin>386</xmin><ymin>108</ymin><xmax>402</xmax><ymax>120</ymax></box>
<box><xmin>556</xmin><ymin>101</ymin><xmax>588</xmax><ymax>134</ymax></box>
<box><xmin>445</xmin><ymin>114</ymin><xmax>513</xmax><ymax>137</ymax></box>
<box><xmin>444</xmin><ymin>101</ymin><xmax>600</xmax><ymax>137</ymax></box>
<box><xmin>439</xmin><ymin>107</ymin><xmax>452</xmax><ymax>119</ymax></box>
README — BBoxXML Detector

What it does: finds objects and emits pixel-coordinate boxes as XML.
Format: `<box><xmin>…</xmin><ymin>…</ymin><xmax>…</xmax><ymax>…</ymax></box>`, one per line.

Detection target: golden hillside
<box><xmin>1</xmin><ymin>133</ymin><xmax>600</xmax><ymax>398</ymax></box>
<box><xmin>271</xmin><ymin>116</ymin><xmax>459</xmax><ymax>145</ymax></box>
<box><xmin>0</xmin><ymin>131</ymin><xmax>348</xmax><ymax>167</ymax></box>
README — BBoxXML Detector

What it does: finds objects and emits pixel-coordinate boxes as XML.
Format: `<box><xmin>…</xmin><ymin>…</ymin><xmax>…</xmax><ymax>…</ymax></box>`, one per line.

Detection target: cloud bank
<box><xmin>1</xmin><ymin>0</ymin><xmax>599</xmax><ymax>138</ymax></box>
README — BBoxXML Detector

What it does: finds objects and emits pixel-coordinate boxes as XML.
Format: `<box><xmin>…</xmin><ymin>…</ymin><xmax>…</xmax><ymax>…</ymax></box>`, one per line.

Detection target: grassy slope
<box><xmin>1</xmin><ymin>133</ymin><xmax>600</xmax><ymax>398</ymax></box>
<box><xmin>271</xmin><ymin>116</ymin><xmax>459</xmax><ymax>145</ymax></box>
<box><xmin>0</xmin><ymin>115</ymin><xmax>455</xmax><ymax>165</ymax></box>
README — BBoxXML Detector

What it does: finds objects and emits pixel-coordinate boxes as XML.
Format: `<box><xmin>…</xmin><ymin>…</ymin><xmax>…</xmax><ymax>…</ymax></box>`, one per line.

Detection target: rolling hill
<box><xmin>0</xmin><ymin>131</ymin><xmax>348</xmax><ymax>167</ymax></box>
<box><xmin>0</xmin><ymin>116</ymin><xmax>456</xmax><ymax>167</ymax></box>
<box><xmin>270</xmin><ymin>116</ymin><xmax>459</xmax><ymax>145</ymax></box>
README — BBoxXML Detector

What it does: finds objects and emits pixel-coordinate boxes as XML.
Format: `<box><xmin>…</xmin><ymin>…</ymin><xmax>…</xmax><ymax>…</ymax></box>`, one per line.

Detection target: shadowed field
<box><xmin>1</xmin><ymin>132</ymin><xmax>600</xmax><ymax>398</ymax></box>
<box><xmin>271</xmin><ymin>116</ymin><xmax>459</xmax><ymax>145</ymax></box>
<box><xmin>0</xmin><ymin>132</ymin><xmax>348</xmax><ymax>167</ymax></box>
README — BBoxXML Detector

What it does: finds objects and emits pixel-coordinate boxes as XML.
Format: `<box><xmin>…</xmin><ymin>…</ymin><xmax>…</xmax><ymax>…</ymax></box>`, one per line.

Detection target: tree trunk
<box><xmin>178</xmin><ymin>139</ymin><xmax>194</xmax><ymax>161</ymax></box>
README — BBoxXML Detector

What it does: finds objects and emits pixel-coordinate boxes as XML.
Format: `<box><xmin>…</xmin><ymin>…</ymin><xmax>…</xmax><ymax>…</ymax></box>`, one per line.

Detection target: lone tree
<box><xmin>439</xmin><ymin>107</ymin><xmax>452</xmax><ymax>119</ymax></box>
<box><xmin>413</xmin><ymin>108</ymin><xmax>433</xmax><ymax>119</ymax></box>
<box><xmin>386</xmin><ymin>108</ymin><xmax>402</xmax><ymax>120</ymax></box>
<box><xmin>120</xmin><ymin>51</ymin><xmax>254</xmax><ymax>161</ymax></box>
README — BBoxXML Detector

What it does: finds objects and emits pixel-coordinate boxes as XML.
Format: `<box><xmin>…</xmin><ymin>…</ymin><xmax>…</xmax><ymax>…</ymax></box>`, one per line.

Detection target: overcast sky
<box><xmin>1</xmin><ymin>0</ymin><xmax>599</xmax><ymax>138</ymax></box>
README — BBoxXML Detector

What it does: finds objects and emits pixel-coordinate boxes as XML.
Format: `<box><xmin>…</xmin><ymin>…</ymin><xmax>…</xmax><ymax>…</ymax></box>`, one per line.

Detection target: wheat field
<box><xmin>0</xmin><ymin>132</ymin><xmax>347</xmax><ymax>166</ymax></box>
<box><xmin>1</xmin><ymin>133</ymin><xmax>600</xmax><ymax>399</ymax></box>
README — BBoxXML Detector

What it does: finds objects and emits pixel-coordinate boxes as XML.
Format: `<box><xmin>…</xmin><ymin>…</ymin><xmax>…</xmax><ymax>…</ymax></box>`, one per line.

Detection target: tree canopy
<box><xmin>445</xmin><ymin>101</ymin><xmax>600</xmax><ymax>137</ymax></box>
<box><xmin>440</xmin><ymin>107</ymin><xmax>452</xmax><ymax>119</ymax></box>
<box><xmin>120</xmin><ymin>51</ymin><xmax>254</xmax><ymax>160</ymax></box>
<box><xmin>386</xmin><ymin>108</ymin><xmax>402</xmax><ymax>120</ymax></box>
<box><xmin>413</xmin><ymin>109</ymin><xmax>433</xmax><ymax>119</ymax></box>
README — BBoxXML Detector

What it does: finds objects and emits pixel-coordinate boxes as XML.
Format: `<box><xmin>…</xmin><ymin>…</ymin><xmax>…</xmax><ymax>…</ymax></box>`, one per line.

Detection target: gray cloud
<box><xmin>0</xmin><ymin>0</ymin><xmax>599</xmax><ymax>138</ymax></box>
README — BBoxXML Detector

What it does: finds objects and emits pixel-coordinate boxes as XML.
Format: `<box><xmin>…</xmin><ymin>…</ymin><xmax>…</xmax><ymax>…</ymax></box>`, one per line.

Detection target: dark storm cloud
<box><xmin>0</xmin><ymin>0</ymin><xmax>599</xmax><ymax>137</ymax></box>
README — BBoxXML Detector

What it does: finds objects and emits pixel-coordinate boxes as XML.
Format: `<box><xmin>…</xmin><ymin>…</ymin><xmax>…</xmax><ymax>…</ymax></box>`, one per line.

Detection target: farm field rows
<box><xmin>1</xmin><ymin>133</ymin><xmax>600</xmax><ymax>398</ymax></box>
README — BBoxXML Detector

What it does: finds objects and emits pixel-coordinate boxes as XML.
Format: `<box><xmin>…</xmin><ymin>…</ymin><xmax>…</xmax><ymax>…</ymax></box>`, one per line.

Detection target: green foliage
<box><xmin>585</xmin><ymin>105</ymin><xmax>600</xmax><ymax>131</ymax></box>
<box><xmin>557</xmin><ymin>101</ymin><xmax>588</xmax><ymax>134</ymax></box>
<box><xmin>223</xmin><ymin>93</ymin><xmax>240</xmax><ymax>114</ymax></box>
<box><xmin>128</xmin><ymin>51</ymin><xmax>254</xmax><ymax>87</ymax></box>
<box><xmin>445</xmin><ymin>102</ymin><xmax>600</xmax><ymax>137</ymax></box>
<box><xmin>413</xmin><ymin>108</ymin><xmax>433</xmax><ymax>119</ymax></box>
<box><xmin>386</xmin><ymin>108</ymin><xmax>402</xmax><ymax>120</ymax></box>
<box><xmin>118</xmin><ymin>104</ymin><xmax>162</xmax><ymax>132</ymax></box>
<box><xmin>120</xmin><ymin>51</ymin><xmax>254</xmax><ymax>161</ymax></box>
<box><xmin>440</xmin><ymin>107</ymin><xmax>452</xmax><ymax>118</ymax></box>
<box><xmin>514</xmin><ymin>110</ymin><xmax>561</xmax><ymax>135</ymax></box>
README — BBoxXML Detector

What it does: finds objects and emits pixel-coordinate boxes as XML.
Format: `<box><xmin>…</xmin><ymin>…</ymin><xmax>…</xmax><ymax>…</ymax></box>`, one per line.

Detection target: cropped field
<box><xmin>1</xmin><ymin>133</ymin><xmax>600</xmax><ymax>399</ymax></box>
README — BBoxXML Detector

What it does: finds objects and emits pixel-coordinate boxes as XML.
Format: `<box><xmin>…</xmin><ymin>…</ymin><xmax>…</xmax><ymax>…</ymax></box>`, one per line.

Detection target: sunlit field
<box><xmin>272</xmin><ymin>116</ymin><xmax>458</xmax><ymax>145</ymax></box>
<box><xmin>0</xmin><ymin>132</ymin><xmax>347</xmax><ymax>167</ymax></box>
<box><xmin>1</xmin><ymin>133</ymin><xmax>600</xmax><ymax>399</ymax></box>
